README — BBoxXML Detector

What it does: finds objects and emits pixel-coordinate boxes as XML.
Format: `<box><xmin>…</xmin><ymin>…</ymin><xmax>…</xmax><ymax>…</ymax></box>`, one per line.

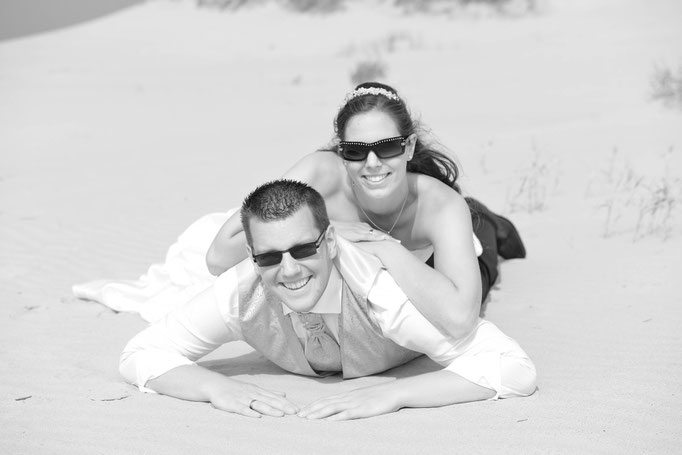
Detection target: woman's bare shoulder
<box><xmin>283</xmin><ymin>151</ymin><xmax>345</xmax><ymax>195</ymax></box>
<box><xmin>410</xmin><ymin>175</ymin><xmax>472</xmax><ymax>247</ymax></box>
<box><xmin>412</xmin><ymin>173</ymin><xmax>466</xmax><ymax>209</ymax></box>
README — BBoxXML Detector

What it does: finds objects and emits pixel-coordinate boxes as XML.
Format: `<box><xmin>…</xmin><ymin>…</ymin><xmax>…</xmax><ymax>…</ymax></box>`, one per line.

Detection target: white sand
<box><xmin>1</xmin><ymin>0</ymin><xmax>681</xmax><ymax>453</ymax></box>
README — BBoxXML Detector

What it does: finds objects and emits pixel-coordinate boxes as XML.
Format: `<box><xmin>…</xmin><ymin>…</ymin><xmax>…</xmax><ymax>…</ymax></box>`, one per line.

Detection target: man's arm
<box><xmin>146</xmin><ymin>365</ymin><xmax>297</xmax><ymax>418</ymax></box>
<box><xmin>298</xmin><ymin>271</ymin><xmax>536</xmax><ymax>420</ymax></box>
<box><xmin>119</xmin><ymin>268</ymin><xmax>298</xmax><ymax>417</ymax></box>
<box><xmin>298</xmin><ymin>369</ymin><xmax>494</xmax><ymax>420</ymax></box>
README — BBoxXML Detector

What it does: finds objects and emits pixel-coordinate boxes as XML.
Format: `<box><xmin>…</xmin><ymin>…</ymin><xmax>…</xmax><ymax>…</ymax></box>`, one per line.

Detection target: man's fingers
<box><xmin>237</xmin><ymin>405</ymin><xmax>263</xmax><ymax>418</ymax></box>
<box><xmin>297</xmin><ymin>396</ymin><xmax>342</xmax><ymax>417</ymax></box>
<box><xmin>318</xmin><ymin>404</ymin><xmax>384</xmax><ymax>421</ymax></box>
<box><xmin>325</xmin><ymin>409</ymin><xmax>357</xmax><ymax>421</ymax></box>
<box><xmin>253</xmin><ymin>393</ymin><xmax>299</xmax><ymax>415</ymax></box>
<box><xmin>250</xmin><ymin>400</ymin><xmax>285</xmax><ymax>417</ymax></box>
<box><xmin>301</xmin><ymin>401</ymin><xmax>351</xmax><ymax>419</ymax></box>
<box><xmin>212</xmin><ymin>397</ymin><xmax>291</xmax><ymax>418</ymax></box>
<box><xmin>212</xmin><ymin>401</ymin><xmax>262</xmax><ymax>418</ymax></box>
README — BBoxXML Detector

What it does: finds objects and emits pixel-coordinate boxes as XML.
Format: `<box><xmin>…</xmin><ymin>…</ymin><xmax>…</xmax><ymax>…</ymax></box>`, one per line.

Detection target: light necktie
<box><xmin>297</xmin><ymin>312</ymin><xmax>342</xmax><ymax>373</ymax></box>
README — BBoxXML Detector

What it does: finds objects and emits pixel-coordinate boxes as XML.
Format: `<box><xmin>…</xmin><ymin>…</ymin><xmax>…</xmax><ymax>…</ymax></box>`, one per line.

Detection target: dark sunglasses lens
<box><xmin>255</xmin><ymin>252</ymin><xmax>282</xmax><ymax>267</ymax></box>
<box><xmin>373</xmin><ymin>141</ymin><xmax>404</xmax><ymax>159</ymax></box>
<box><xmin>342</xmin><ymin>146</ymin><xmax>368</xmax><ymax>161</ymax></box>
<box><xmin>289</xmin><ymin>243</ymin><xmax>319</xmax><ymax>259</ymax></box>
<box><xmin>254</xmin><ymin>240</ymin><xmax>320</xmax><ymax>266</ymax></box>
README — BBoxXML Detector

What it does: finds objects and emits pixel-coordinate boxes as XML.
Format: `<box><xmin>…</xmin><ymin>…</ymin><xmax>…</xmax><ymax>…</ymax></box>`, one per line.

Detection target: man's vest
<box><xmin>236</xmin><ymin>237</ymin><xmax>422</xmax><ymax>379</ymax></box>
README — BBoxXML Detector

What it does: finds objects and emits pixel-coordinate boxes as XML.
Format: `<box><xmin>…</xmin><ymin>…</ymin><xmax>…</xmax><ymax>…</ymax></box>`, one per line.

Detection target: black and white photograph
<box><xmin>1</xmin><ymin>0</ymin><xmax>680</xmax><ymax>453</ymax></box>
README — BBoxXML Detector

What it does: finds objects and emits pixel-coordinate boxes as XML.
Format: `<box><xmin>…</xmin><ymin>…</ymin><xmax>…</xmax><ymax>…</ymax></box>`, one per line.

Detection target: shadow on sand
<box><xmin>201</xmin><ymin>351</ymin><xmax>441</xmax><ymax>382</ymax></box>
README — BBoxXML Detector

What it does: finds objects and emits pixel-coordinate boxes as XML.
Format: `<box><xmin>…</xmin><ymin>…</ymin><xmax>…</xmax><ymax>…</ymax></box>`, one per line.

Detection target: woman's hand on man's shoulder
<box><xmin>331</xmin><ymin>220</ymin><xmax>400</xmax><ymax>244</ymax></box>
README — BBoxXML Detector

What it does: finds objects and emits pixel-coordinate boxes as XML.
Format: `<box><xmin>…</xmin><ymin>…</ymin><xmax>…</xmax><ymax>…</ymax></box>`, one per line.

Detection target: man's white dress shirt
<box><xmin>120</xmin><ymin>264</ymin><xmax>536</xmax><ymax>399</ymax></box>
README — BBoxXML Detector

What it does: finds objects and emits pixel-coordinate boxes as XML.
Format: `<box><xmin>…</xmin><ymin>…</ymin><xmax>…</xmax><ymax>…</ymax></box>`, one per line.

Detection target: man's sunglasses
<box><xmin>338</xmin><ymin>136</ymin><xmax>407</xmax><ymax>162</ymax></box>
<box><xmin>251</xmin><ymin>229</ymin><xmax>327</xmax><ymax>267</ymax></box>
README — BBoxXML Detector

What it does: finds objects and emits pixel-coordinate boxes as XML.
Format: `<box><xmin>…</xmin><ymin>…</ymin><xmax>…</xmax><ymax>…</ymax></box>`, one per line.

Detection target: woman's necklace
<box><xmin>353</xmin><ymin>185</ymin><xmax>409</xmax><ymax>235</ymax></box>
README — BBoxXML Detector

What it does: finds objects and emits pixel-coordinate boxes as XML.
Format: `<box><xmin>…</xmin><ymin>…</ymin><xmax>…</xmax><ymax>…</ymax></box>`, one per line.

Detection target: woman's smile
<box><xmin>362</xmin><ymin>172</ymin><xmax>391</xmax><ymax>184</ymax></box>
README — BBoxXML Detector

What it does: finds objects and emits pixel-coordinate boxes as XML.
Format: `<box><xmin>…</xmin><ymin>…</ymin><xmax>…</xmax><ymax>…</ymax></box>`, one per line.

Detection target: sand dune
<box><xmin>1</xmin><ymin>0</ymin><xmax>681</xmax><ymax>453</ymax></box>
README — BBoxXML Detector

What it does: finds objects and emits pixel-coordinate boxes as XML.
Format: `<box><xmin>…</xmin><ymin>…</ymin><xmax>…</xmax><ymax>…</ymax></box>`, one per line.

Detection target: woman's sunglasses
<box><xmin>251</xmin><ymin>229</ymin><xmax>327</xmax><ymax>267</ymax></box>
<box><xmin>339</xmin><ymin>136</ymin><xmax>407</xmax><ymax>162</ymax></box>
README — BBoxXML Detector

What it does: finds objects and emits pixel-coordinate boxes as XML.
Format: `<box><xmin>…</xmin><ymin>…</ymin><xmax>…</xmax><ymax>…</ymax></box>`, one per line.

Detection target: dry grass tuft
<box><xmin>196</xmin><ymin>0</ymin><xmax>344</xmax><ymax>13</ymax></box>
<box><xmin>506</xmin><ymin>144</ymin><xmax>560</xmax><ymax>214</ymax></box>
<box><xmin>650</xmin><ymin>62</ymin><xmax>682</xmax><ymax>110</ymax></box>
<box><xmin>350</xmin><ymin>60</ymin><xmax>388</xmax><ymax>86</ymax></box>
<box><xmin>393</xmin><ymin>0</ymin><xmax>544</xmax><ymax>15</ymax></box>
<box><xmin>196</xmin><ymin>0</ymin><xmax>258</xmax><ymax>10</ymax></box>
<box><xmin>339</xmin><ymin>31</ymin><xmax>423</xmax><ymax>59</ymax></box>
<box><xmin>589</xmin><ymin>148</ymin><xmax>680</xmax><ymax>241</ymax></box>
<box><xmin>281</xmin><ymin>0</ymin><xmax>345</xmax><ymax>13</ymax></box>
<box><xmin>194</xmin><ymin>0</ymin><xmax>544</xmax><ymax>15</ymax></box>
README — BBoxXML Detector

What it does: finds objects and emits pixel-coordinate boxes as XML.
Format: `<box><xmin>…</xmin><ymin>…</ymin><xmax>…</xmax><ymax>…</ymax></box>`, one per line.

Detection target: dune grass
<box><xmin>194</xmin><ymin>0</ymin><xmax>537</xmax><ymax>15</ymax></box>
<box><xmin>591</xmin><ymin>148</ymin><xmax>680</xmax><ymax>241</ymax></box>
<box><xmin>651</xmin><ymin>61</ymin><xmax>682</xmax><ymax>110</ymax></box>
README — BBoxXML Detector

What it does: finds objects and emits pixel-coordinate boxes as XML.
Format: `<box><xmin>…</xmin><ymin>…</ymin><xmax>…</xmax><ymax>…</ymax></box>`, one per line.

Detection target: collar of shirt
<box><xmin>281</xmin><ymin>265</ymin><xmax>342</xmax><ymax>316</ymax></box>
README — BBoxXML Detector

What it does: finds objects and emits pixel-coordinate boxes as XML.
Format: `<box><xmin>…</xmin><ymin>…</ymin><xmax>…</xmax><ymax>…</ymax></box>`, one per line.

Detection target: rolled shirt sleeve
<box><xmin>368</xmin><ymin>270</ymin><xmax>537</xmax><ymax>399</ymax></box>
<box><xmin>119</xmin><ymin>267</ymin><xmax>243</xmax><ymax>393</ymax></box>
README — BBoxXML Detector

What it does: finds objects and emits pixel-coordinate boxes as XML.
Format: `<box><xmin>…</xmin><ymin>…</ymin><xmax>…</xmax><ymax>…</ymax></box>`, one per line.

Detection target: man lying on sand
<box><xmin>120</xmin><ymin>179</ymin><xmax>537</xmax><ymax>420</ymax></box>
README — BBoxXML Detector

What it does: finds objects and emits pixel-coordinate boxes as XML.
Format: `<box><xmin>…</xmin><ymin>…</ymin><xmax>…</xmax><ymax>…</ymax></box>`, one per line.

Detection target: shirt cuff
<box><xmin>444</xmin><ymin>321</ymin><xmax>537</xmax><ymax>399</ymax></box>
<box><xmin>120</xmin><ymin>350</ymin><xmax>196</xmax><ymax>394</ymax></box>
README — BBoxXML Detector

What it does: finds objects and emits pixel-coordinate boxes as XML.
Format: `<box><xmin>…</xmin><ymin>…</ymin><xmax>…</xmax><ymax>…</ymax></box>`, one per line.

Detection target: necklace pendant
<box><xmin>355</xmin><ymin>189</ymin><xmax>409</xmax><ymax>237</ymax></box>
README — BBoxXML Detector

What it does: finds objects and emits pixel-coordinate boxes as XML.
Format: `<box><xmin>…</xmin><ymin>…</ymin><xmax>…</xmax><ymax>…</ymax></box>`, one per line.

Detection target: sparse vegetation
<box><xmin>650</xmin><ymin>62</ymin><xmax>682</xmax><ymax>110</ymax></box>
<box><xmin>339</xmin><ymin>31</ymin><xmax>423</xmax><ymax>57</ymax></box>
<box><xmin>196</xmin><ymin>0</ymin><xmax>345</xmax><ymax>13</ymax></box>
<box><xmin>193</xmin><ymin>0</ymin><xmax>542</xmax><ymax>15</ymax></box>
<box><xmin>634</xmin><ymin>177</ymin><xmax>677</xmax><ymax>241</ymax></box>
<box><xmin>506</xmin><ymin>145</ymin><xmax>560</xmax><ymax>214</ymax></box>
<box><xmin>196</xmin><ymin>0</ymin><xmax>257</xmax><ymax>10</ymax></box>
<box><xmin>590</xmin><ymin>148</ymin><xmax>680</xmax><ymax>241</ymax></box>
<box><xmin>350</xmin><ymin>59</ymin><xmax>387</xmax><ymax>86</ymax></box>
<box><xmin>281</xmin><ymin>0</ymin><xmax>345</xmax><ymax>13</ymax></box>
<box><xmin>393</xmin><ymin>0</ymin><xmax>543</xmax><ymax>15</ymax></box>
<box><xmin>382</xmin><ymin>31</ymin><xmax>421</xmax><ymax>53</ymax></box>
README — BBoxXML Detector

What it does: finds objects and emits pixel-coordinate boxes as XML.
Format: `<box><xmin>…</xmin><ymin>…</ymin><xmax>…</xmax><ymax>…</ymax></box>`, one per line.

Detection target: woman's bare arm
<box><xmin>205</xmin><ymin>213</ymin><xmax>247</xmax><ymax>276</ymax></box>
<box><xmin>355</xmin><ymin>187</ymin><xmax>481</xmax><ymax>340</ymax></box>
<box><xmin>205</xmin><ymin>152</ymin><xmax>342</xmax><ymax>275</ymax></box>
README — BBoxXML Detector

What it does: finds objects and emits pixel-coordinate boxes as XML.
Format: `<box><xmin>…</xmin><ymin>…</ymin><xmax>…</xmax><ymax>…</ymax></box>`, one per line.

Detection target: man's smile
<box><xmin>281</xmin><ymin>276</ymin><xmax>311</xmax><ymax>291</ymax></box>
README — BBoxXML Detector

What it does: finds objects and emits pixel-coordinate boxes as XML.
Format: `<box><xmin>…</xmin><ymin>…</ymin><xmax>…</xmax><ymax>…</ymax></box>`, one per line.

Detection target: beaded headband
<box><xmin>343</xmin><ymin>87</ymin><xmax>400</xmax><ymax>104</ymax></box>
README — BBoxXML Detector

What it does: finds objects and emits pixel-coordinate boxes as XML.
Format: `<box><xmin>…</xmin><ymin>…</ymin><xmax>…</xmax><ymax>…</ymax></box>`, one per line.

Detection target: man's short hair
<box><xmin>241</xmin><ymin>179</ymin><xmax>330</xmax><ymax>247</ymax></box>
